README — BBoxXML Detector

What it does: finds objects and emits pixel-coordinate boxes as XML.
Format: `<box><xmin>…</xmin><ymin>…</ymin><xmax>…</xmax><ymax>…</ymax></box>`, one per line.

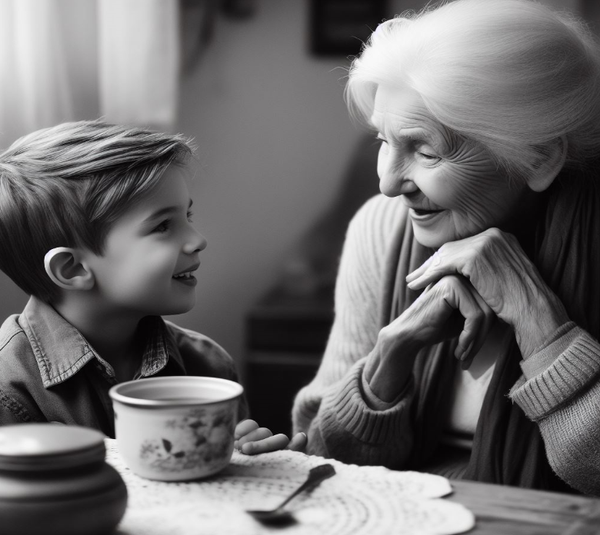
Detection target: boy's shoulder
<box><xmin>163</xmin><ymin>320</ymin><xmax>239</xmax><ymax>381</ymax></box>
<box><xmin>0</xmin><ymin>314</ymin><xmax>42</xmax><ymax>424</ymax></box>
<box><xmin>0</xmin><ymin>313</ymin><xmax>31</xmax><ymax>361</ymax></box>
<box><xmin>0</xmin><ymin>311</ymin><xmax>45</xmax><ymax>408</ymax></box>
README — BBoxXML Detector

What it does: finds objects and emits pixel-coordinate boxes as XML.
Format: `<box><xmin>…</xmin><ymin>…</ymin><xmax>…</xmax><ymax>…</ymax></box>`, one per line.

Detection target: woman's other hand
<box><xmin>365</xmin><ymin>274</ymin><xmax>495</xmax><ymax>401</ymax></box>
<box><xmin>234</xmin><ymin>419</ymin><xmax>308</xmax><ymax>455</ymax></box>
<box><xmin>406</xmin><ymin>227</ymin><xmax>570</xmax><ymax>357</ymax></box>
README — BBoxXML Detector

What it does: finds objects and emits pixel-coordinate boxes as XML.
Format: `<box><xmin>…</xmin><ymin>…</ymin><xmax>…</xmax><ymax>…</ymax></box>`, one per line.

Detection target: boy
<box><xmin>0</xmin><ymin>121</ymin><xmax>305</xmax><ymax>454</ymax></box>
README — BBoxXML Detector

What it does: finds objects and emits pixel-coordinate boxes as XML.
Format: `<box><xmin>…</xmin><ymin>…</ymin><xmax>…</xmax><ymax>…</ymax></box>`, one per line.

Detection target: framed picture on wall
<box><xmin>309</xmin><ymin>0</ymin><xmax>388</xmax><ymax>56</ymax></box>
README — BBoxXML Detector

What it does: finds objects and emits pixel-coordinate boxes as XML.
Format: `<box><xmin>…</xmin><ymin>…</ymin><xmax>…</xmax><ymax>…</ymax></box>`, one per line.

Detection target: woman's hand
<box><xmin>234</xmin><ymin>419</ymin><xmax>307</xmax><ymax>455</ymax></box>
<box><xmin>365</xmin><ymin>274</ymin><xmax>495</xmax><ymax>401</ymax></box>
<box><xmin>405</xmin><ymin>228</ymin><xmax>570</xmax><ymax>357</ymax></box>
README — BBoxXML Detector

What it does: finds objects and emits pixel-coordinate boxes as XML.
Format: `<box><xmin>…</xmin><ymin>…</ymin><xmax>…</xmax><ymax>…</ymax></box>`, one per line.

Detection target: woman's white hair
<box><xmin>346</xmin><ymin>0</ymin><xmax>600</xmax><ymax>179</ymax></box>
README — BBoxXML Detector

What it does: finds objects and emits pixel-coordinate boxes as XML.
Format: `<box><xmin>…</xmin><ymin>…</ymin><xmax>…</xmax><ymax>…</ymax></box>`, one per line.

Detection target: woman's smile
<box><xmin>409</xmin><ymin>207</ymin><xmax>445</xmax><ymax>221</ymax></box>
<box><xmin>402</xmin><ymin>195</ymin><xmax>446</xmax><ymax>223</ymax></box>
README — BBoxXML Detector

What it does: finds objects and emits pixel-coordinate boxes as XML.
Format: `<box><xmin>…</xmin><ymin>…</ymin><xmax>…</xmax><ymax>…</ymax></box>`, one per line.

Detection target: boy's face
<box><xmin>84</xmin><ymin>165</ymin><xmax>207</xmax><ymax>317</ymax></box>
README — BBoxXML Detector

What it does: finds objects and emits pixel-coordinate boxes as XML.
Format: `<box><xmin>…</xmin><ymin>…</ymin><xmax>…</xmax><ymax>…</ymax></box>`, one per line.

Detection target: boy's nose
<box><xmin>185</xmin><ymin>229</ymin><xmax>207</xmax><ymax>254</ymax></box>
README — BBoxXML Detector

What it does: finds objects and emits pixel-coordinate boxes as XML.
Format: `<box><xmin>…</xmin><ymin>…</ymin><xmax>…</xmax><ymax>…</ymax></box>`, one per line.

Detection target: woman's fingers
<box><xmin>454</xmin><ymin>283</ymin><xmax>494</xmax><ymax>369</ymax></box>
<box><xmin>406</xmin><ymin>245</ymin><xmax>455</xmax><ymax>290</ymax></box>
<box><xmin>405</xmin><ymin>229</ymin><xmax>543</xmax><ymax>331</ymax></box>
<box><xmin>406</xmin><ymin>250</ymin><xmax>443</xmax><ymax>286</ymax></box>
<box><xmin>434</xmin><ymin>275</ymin><xmax>493</xmax><ymax>368</ymax></box>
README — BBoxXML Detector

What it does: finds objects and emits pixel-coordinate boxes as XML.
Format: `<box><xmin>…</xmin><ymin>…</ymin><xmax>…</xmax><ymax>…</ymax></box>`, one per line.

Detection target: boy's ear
<box><xmin>526</xmin><ymin>136</ymin><xmax>567</xmax><ymax>192</ymax></box>
<box><xmin>44</xmin><ymin>247</ymin><xmax>95</xmax><ymax>291</ymax></box>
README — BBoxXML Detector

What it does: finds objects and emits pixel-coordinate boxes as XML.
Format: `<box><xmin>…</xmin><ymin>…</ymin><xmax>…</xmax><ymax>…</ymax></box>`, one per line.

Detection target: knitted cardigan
<box><xmin>292</xmin><ymin>193</ymin><xmax>600</xmax><ymax>496</ymax></box>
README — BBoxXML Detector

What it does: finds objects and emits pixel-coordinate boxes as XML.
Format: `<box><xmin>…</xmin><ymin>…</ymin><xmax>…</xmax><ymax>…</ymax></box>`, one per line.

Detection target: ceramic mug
<box><xmin>109</xmin><ymin>376</ymin><xmax>244</xmax><ymax>481</ymax></box>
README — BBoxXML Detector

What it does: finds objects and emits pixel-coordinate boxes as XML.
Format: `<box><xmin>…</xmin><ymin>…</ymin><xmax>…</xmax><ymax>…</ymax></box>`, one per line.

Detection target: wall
<box><xmin>157</xmin><ymin>0</ymin><xmax>366</xmax><ymax>369</ymax></box>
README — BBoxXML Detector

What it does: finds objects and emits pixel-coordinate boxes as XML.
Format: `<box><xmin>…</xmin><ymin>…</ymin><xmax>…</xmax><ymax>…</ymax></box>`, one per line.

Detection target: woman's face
<box><xmin>371</xmin><ymin>85</ymin><xmax>535</xmax><ymax>249</ymax></box>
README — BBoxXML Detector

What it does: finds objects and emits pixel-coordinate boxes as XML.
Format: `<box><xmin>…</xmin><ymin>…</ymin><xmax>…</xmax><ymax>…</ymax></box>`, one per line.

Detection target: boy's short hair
<box><xmin>0</xmin><ymin>120</ymin><xmax>196</xmax><ymax>303</ymax></box>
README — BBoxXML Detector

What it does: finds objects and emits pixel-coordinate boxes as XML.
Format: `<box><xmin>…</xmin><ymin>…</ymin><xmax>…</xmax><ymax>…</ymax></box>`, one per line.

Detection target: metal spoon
<box><xmin>246</xmin><ymin>463</ymin><xmax>336</xmax><ymax>526</ymax></box>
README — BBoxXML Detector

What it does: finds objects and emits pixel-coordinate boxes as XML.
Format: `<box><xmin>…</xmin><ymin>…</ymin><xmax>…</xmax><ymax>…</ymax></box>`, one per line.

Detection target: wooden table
<box><xmin>448</xmin><ymin>479</ymin><xmax>600</xmax><ymax>535</ymax></box>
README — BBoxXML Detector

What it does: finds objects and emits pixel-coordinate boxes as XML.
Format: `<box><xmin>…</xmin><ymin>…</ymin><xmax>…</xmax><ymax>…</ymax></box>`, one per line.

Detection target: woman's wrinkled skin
<box><xmin>372</xmin><ymin>85</ymin><xmax>537</xmax><ymax>248</ymax></box>
<box><xmin>362</xmin><ymin>85</ymin><xmax>568</xmax><ymax>402</ymax></box>
<box><xmin>405</xmin><ymin>229</ymin><xmax>569</xmax><ymax>361</ymax></box>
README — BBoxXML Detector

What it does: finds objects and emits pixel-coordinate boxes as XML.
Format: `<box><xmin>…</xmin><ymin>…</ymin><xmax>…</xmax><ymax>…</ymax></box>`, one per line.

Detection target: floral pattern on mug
<box><xmin>139</xmin><ymin>407</ymin><xmax>235</xmax><ymax>474</ymax></box>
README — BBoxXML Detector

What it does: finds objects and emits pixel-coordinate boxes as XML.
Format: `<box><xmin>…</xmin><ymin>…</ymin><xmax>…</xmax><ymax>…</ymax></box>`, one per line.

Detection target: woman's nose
<box><xmin>377</xmin><ymin>151</ymin><xmax>419</xmax><ymax>197</ymax></box>
<box><xmin>378</xmin><ymin>170</ymin><xmax>419</xmax><ymax>197</ymax></box>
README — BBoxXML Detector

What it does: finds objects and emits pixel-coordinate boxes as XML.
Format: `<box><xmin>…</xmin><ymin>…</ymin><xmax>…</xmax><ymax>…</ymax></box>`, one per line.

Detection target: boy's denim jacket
<box><xmin>0</xmin><ymin>297</ymin><xmax>245</xmax><ymax>437</ymax></box>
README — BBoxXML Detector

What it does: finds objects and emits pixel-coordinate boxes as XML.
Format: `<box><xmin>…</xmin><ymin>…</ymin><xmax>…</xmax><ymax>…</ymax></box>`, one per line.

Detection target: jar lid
<box><xmin>0</xmin><ymin>424</ymin><xmax>106</xmax><ymax>471</ymax></box>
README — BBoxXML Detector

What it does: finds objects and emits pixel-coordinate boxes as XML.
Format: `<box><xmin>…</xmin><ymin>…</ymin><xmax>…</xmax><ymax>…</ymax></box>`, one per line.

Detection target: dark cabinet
<box><xmin>244</xmin><ymin>285</ymin><xmax>333</xmax><ymax>436</ymax></box>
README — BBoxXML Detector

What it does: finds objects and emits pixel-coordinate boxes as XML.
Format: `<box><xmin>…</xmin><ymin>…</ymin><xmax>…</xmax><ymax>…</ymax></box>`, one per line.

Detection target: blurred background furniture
<box><xmin>245</xmin><ymin>284</ymin><xmax>333</xmax><ymax>435</ymax></box>
<box><xmin>244</xmin><ymin>135</ymin><xmax>379</xmax><ymax>435</ymax></box>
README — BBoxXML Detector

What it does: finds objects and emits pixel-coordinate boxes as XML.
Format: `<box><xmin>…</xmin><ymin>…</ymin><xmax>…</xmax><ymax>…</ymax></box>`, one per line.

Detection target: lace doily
<box><xmin>106</xmin><ymin>439</ymin><xmax>474</xmax><ymax>535</ymax></box>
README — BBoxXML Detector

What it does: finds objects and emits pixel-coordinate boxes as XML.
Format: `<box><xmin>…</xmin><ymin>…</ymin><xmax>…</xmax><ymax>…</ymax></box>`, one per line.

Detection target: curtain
<box><xmin>98</xmin><ymin>0</ymin><xmax>180</xmax><ymax>128</ymax></box>
<box><xmin>0</xmin><ymin>0</ymin><xmax>74</xmax><ymax>148</ymax></box>
<box><xmin>0</xmin><ymin>0</ymin><xmax>180</xmax><ymax>150</ymax></box>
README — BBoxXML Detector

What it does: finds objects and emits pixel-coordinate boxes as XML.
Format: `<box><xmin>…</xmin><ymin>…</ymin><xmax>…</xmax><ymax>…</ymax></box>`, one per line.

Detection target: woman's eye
<box><xmin>376</xmin><ymin>135</ymin><xmax>388</xmax><ymax>144</ymax></box>
<box><xmin>415</xmin><ymin>147</ymin><xmax>441</xmax><ymax>165</ymax></box>
<box><xmin>187</xmin><ymin>210</ymin><xmax>194</xmax><ymax>222</ymax></box>
<box><xmin>417</xmin><ymin>152</ymin><xmax>440</xmax><ymax>161</ymax></box>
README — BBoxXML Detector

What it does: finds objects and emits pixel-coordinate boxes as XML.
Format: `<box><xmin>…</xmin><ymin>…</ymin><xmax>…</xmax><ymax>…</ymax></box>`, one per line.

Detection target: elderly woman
<box><xmin>292</xmin><ymin>0</ymin><xmax>600</xmax><ymax>495</ymax></box>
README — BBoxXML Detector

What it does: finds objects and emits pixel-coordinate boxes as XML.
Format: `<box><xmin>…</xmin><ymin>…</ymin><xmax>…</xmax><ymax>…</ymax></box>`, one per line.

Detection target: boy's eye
<box><xmin>153</xmin><ymin>219</ymin><xmax>171</xmax><ymax>233</ymax></box>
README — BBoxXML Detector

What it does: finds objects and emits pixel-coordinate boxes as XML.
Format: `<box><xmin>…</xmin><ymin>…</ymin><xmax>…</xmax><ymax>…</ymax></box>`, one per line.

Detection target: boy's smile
<box><xmin>172</xmin><ymin>265</ymin><xmax>199</xmax><ymax>286</ymax></box>
<box><xmin>83</xmin><ymin>165</ymin><xmax>206</xmax><ymax>318</ymax></box>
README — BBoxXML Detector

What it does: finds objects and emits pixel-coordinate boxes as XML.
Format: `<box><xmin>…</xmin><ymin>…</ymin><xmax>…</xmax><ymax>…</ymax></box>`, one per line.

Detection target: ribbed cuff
<box><xmin>511</xmin><ymin>330</ymin><xmax>600</xmax><ymax>421</ymax></box>
<box><xmin>361</xmin><ymin>367</ymin><xmax>411</xmax><ymax>410</ymax></box>
<box><xmin>322</xmin><ymin>360</ymin><xmax>413</xmax><ymax>444</ymax></box>
<box><xmin>520</xmin><ymin>322</ymin><xmax>578</xmax><ymax>379</ymax></box>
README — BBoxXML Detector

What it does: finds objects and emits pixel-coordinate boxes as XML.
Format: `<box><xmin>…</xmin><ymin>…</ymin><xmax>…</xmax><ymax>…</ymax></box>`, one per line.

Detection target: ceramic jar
<box><xmin>0</xmin><ymin>424</ymin><xmax>127</xmax><ymax>535</ymax></box>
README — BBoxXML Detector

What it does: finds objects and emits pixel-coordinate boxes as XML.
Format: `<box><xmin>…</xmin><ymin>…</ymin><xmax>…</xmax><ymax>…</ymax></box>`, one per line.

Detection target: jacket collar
<box><xmin>20</xmin><ymin>297</ymin><xmax>184</xmax><ymax>388</ymax></box>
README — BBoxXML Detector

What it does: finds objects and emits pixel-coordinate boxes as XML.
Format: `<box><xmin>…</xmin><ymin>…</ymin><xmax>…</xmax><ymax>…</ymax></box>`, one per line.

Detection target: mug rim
<box><xmin>109</xmin><ymin>376</ymin><xmax>244</xmax><ymax>409</ymax></box>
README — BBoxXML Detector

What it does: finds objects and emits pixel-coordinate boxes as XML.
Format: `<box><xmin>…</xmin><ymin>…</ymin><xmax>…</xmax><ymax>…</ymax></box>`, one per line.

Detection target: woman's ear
<box><xmin>44</xmin><ymin>247</ymin><xmax>95</xmax><ymax>291</ymax></box>
<box><xmin>526</xmin><ymin>136</ymin><xmax>567</xmax><ymax>192</ymax></box>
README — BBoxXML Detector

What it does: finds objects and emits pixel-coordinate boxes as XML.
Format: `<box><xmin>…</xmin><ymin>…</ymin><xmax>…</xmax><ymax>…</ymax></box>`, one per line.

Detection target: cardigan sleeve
<box><xmin>510</xmin><ymin>327</ymin><xmax>600</xmax><ymax>495</ymax></box>
<box><xmin>291</xmin><ymin>195</ymin><xmax>416</xmax><ymax>468</ymax></box>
